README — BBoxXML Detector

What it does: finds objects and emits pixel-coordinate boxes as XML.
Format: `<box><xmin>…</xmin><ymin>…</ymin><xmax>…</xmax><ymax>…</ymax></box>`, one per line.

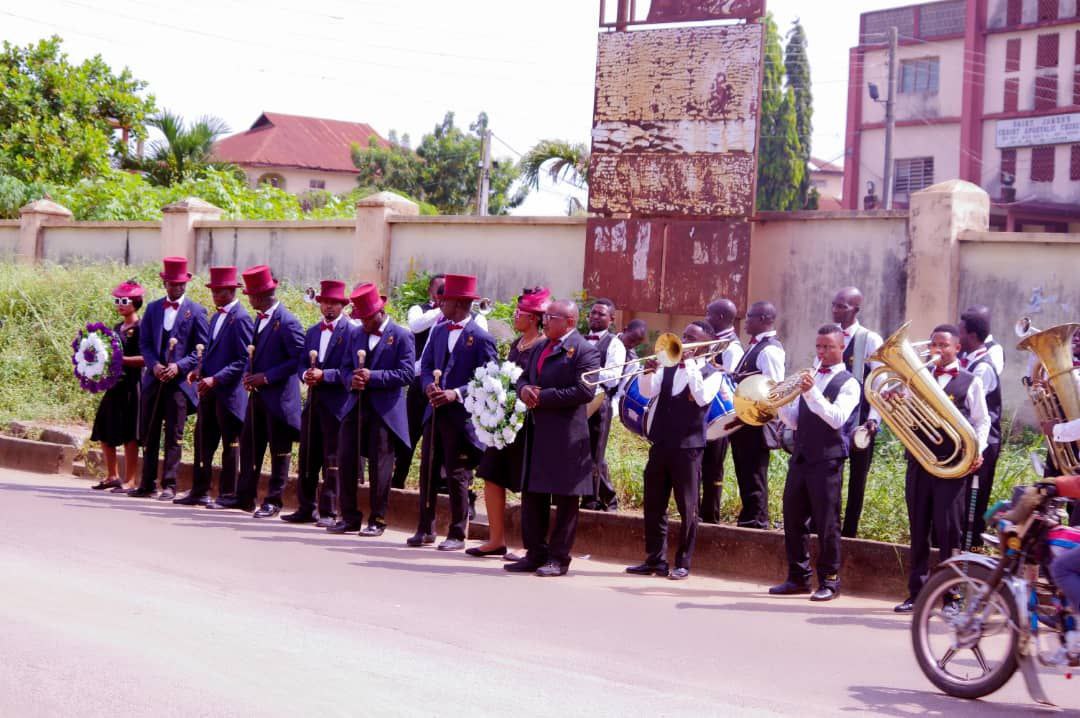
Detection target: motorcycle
<box><xmin>910</xmin><ymin>482</ymin><xmax>1080</xmax><ymax>707</ymax></box>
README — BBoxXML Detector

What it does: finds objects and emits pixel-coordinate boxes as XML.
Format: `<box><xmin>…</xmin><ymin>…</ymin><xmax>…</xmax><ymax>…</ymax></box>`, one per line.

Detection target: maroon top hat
<box><xmin>241</xmin><ymin>265</ymin><xmax>278</xmax><ymax>296</ymax></box>
<box><xmin>442</xmin><ymin>274</ymin><xmax>479</xmax><ymax>301</ymax></box>
<box><xmin>350</xmin><ymin>283</ymin><xmax>387</xmax><ymax>319</ymax></box>
<box><xmin>517</xmin><ymin>287</ymin><xmax>551</xmax><ymax>315</ymax></box>
<box><xmin>112</xmin><ymin>280</ymin><xmax>144</xmax><ymax>299</ymax></box>
<box><xmin>315</xmin><ymin>280</ymin><xmax>349</xmax><ymax>304</ymax></box>
<box><xmin>159</xmin><ymin>256</ymin><xmax>192</xmax><ymax>283</ymax></box>
<box><xmin>205</xmin><ymin>266</ymin><xmax>242</xmax><ymax>289</ymax></box>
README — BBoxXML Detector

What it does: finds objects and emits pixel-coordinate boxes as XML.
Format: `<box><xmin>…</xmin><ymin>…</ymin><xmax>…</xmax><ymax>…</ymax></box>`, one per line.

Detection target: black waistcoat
<box><xmin>647</xmin><ymin>363</ymin><xmax>717</xmax><ymax>449</ymax></box>
<box><xmin>792</xmin><ymin>370</ymin><xmax>857</xmax><ymax>464</ymax></box>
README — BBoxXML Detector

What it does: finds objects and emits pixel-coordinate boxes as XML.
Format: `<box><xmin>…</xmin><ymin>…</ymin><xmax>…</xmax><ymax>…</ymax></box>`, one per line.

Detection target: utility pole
<box><xmin>476</xmin><ymin>128</ymin><xmax>492</xmax><ymax>216</ymax></box>
<box><xmin>882</xmin><ymin>26</ymin><xmax>898</xmax><ymax>210</ymax></box>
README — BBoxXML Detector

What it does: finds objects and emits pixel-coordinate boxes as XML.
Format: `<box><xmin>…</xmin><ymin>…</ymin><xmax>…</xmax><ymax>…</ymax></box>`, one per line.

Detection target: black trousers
<box><xmin>522</xmin><ymin>491</ymin><xmax>580</xmax><ymax>567</ymax></box>
<box><xmin>841</xmin><ymin>432</ymin><xmax>875</xmax><ymax>538</ymax></box>
<box><xmin>783</xmin><ymin>457</ymin><xmax>843</xmax><ymax>590</ymax></box>
<box><xmin>139</xmin><ymin>381</ymin><xmax>187</xmax><ymax>491</ymax></box>
<box><xmin>699</xmin><ymin>437</ymin><xmax>729</xmax><ymax>524</ymax></box>
<box><xmin>582</xmin><ymin>397</ymin><xmax>617</xmax><ymax>510</ymax></box>
<box><xmin>338</xmin><ymin>401</ymin><xmax>396</xmax><ymax>527</ymax></box>
<box><xmin>906</xmin><ymin>461</ymin><xmax>967</xmax><ymax>598</ymax></box>
<box><xmin>964</xmin><ymin>442</ymin><xmax>1001</xmax><ymax>548</ymax></box>
<box><xmin>296</xmin><ymin>395</ymin><xmax>339</xmax><ymax>518</ymax></box>
<box><xmin>416</xmin><ymin>412</ymin><xmax>476</xmax><ymax>540</ymax></box>
<box><xmin>730</xmin><ymin>425</ymin><xmax>770</xmax><ymax>529</ymax></box>
<box><xmin>236</xmin><ymin>393</ymin><xmax>294</xmax><ymax>507</ymax></box>
<box><xmin>392</xmin><ymin>378</ymin><xmax>427</xmax><ymax>488</ymax></box>
<box><xmin>191</xmin><ymin>390</ymin><xmax>243</xmax><ymax>498</ymax></box>
<box><xmin>644</xmin><ymin>445</ymin><xmax>702</xmax><ymax>570</ymax></box>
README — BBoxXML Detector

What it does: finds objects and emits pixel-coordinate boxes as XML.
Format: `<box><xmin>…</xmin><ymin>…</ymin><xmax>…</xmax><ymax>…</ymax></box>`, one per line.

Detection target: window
<box><xmin>1004</xmin><ymin>77</ymin><xmax>1019</xmax><ymax>112</ymax></box>
<box><xmin>1006</xmin><ymin>38</ymin><xmax>1021</xmax><ymax>72</ymax></box>
<box><xmin>899</xmin><ymin>58</ymin><xmax>940</xmax><ymax>94</ymax></box>
<box><xmin>1002</xmin><ymin>149</ymin><xmax>1017</xmax><ymax>181</ymax></box>
<box><xmin>1071</xmin><ymin>145</ymin><xmax>1080</xmax><ymax>181</ymax></box>
<box><xmin>257</xmin><ymin>173</ymin><xmax>286</xmax><ymax>190</ymax></box>
<box><xmin>894</xmin><ymin>157</ymin><xmax>935</xmax><ymax>198</ymax></box>
<box><xmin>309</xmin><ymin>179</ymin><xmax>326</xmax><ymax>190</ymax></box>
<box><xmin>1074</xmin><ymin>68</ymin><xmax>1080</xmax><ymax>105</ymax></box>
<box><xmin>1035</xmin><ymin>74</ymin><xmax>1058</xmax><ymax>110</ymax></box>
<box><xmin>1007</xmin><ymin>0</ymin><xmax>1023</xmax><ymax>25</ymax></box>
<box><xmin>1037</xmin><ymin>34</ymin><xmax>1060</xmax><ymax>68</ymax></box>
<box><xmin>1031</xmin><ymin>145</ymin><xmax>1056</xmax><ymax>182</ymax></box>
<box><xmin>1038</xmin><ymin>0</ymin><xmax>1059</xmax><ymax>21</ymax></box>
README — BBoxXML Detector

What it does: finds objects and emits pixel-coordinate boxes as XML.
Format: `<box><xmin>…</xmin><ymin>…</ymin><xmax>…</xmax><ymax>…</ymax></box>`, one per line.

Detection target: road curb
<box><xmin>0</xmin><ymin>435</ymin><xmax>77</xmax><ymax>475</ymax></box>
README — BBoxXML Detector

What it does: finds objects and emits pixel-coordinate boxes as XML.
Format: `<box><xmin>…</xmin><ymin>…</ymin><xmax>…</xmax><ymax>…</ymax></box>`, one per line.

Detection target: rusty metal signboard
<box><xmin>588</xmin><ymin>24</ymin><xmax>762</xmax><ymax>218</ymax></box>
<box><xmin>647</xmin><ymin>0</ymin><xmax>766</xmax><ymax>23</ymax></box>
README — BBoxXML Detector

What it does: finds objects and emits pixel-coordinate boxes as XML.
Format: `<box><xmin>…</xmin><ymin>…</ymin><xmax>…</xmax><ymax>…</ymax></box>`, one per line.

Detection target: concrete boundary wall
<box><xmin>41</xmin><ymin>223</ymin><xmax>161</xmax><ymax>266</ymax></box>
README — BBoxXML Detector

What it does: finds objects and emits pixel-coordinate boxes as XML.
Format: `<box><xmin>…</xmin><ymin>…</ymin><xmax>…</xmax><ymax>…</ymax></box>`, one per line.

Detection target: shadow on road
<box><xmin>844</xmin><ymin>684</ymin><xmax>1062</xmax><ymax>716</ymax></box>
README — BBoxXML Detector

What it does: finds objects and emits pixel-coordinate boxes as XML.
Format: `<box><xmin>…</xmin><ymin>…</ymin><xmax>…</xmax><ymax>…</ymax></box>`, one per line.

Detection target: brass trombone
<box><xmin>580</xmin><ymin>332</ymin><xmax>731</xmax><ymax>388</ymax></box>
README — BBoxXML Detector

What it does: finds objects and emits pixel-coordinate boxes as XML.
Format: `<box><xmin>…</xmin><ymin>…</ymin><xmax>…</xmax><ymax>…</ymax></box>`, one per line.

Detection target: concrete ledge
<box><xmin>0</xmin><ymin>435</ymin><xmax>76</xmax><ymax>475</ymax></box>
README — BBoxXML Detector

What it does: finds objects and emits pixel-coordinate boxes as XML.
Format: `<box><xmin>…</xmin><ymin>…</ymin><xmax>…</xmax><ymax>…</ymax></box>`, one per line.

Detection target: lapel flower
<box><xmin>387</xmin><ymin>335</ymin><xmax>395</xmax><ymax>346</ymax></box>
<box><xmin>466</xmin><ymin>335</ymin><xmax>475</xmax><ymax>347</ymax></box>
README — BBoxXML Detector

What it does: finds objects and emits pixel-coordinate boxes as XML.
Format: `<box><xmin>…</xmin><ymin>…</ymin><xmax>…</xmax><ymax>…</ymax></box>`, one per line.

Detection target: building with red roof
<box><xmin>212</xmin><ymin>112</ymin><xmax>390</xmax><ymax>195</ymax></box>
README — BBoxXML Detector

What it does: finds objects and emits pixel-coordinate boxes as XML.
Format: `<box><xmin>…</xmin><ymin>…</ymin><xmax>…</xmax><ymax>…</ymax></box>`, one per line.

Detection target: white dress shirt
<box><xmin>211</xmin><ymin>299</ymin><xmax>238</xmax><ymax>341</ymax></box>
<box><xmin>163</xmin><ymin>294</ymin><xmax>185</xmax><ymax>332</ymax></box>
<box><xmin>367</xmin><ymin>316</ymin><xmax>391</xmax><ymax>351</ymax></box>
<box><xmin>743</xmin><ymin>331</ymin><xmax>786</xmax><ymax>383</ymax></box>
<box><xmin>586</xmin><ymin>329</ymin><xmax>628</xmax><ymax>389</ymax></box>
<box><xmin>841</xmin><ymin>320</ymin><xmax>884</xmax><ymax>372</ymax></box>
<box><xmin>447</xmin><ymin>314</ymin><xmax>471</xmax><ymax>353</ymax></box>
<box><xmin>964</xmin><ymin>346</ymin><xmax>999</xmax><ymax>394</ymax></box>
<box><xmin>637</xmin><ymin>357</ymin><xmax>723</xmax><ymax>406</ymax></box>
<box><xmin>318</xmin><ymin>314</ymin><xmax>343</xmax><ymax>362</ymax></box>
<box><xmin>984</xmin><ymin>335</ymin><xmax>1005</xmax><ymax>375</ymax></box>
<box><xmin>778</xmin><ymin>363</ymin><xmax>861</xmax><ymax>431</ymax></box>
<box><xmin>256</xmin><ymin>301</ymin><xmax>280</xmax><ymax>334</ymax></box>
<box><xmin>715</xmin><ymin>328</ymin><xmax>745</xmax><ymax>374</ymax></box>
<box><xmin>934</xmin><ymin>360</ymin><xmax>991</xmax><ymax>454</ymax></box>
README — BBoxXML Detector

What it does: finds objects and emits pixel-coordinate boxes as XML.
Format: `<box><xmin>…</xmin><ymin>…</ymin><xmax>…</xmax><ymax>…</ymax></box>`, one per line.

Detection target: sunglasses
<box><xmin>542</xmin><ymin>313</ymin><xmax>569</xmax><ymax>322</ymax></box>
<box><xmin>113</xmin><ymin>297</ymin><xmax>135</xmax><ymax>306</ymax></box>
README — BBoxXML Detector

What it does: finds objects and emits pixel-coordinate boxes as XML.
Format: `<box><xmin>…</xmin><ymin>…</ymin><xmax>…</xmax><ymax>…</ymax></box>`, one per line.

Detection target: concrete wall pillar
<box><xmin>354</xmin><ymin>192</ymin><xmax>419</xmax><ymax>289</ymax></box>
<box><xmin>161</xmin><ymin>198</ymin><xmax>222</xmax><ymax>261</ymax></box>
<box><xmin>17</xmin><ymin>200</ymin><xmax>72</xmax><ymax>264</ymax></box>
<box><xmin>905</xmin><ymin>180</ymin><xmax>989</xmax><ymax>340</ymax></box>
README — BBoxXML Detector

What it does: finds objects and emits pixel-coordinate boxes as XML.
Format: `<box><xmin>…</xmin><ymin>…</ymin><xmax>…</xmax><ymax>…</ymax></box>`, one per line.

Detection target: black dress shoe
<box><xmin>581</xmin><ymin>501</ymin><xmax>605</xmax><ymax>512</ymax></box>
<box><xmin>465</xmin><ymin>545</ymin><xmax>507</xmax><ymax>557</ymax></box>
<box><xmin>626</xmin><ymin>561</ymin><xmax>670</xmax><ymax>577</ymax></box>
<box><xmin>280</xmin><ymin>510</ymin><xmax>317</xmax><ymax>524</ymax></box>
<box><xmin>358</xmin><ymin>525</ymin><xmax>385</xmax><ymax>537</ymax></box>
<box><xmin>92</xmin><ymin>478</ymin><xmax>122</xmax><ymax>490</ymax></box>
<box><xmin>315</xmin><ymin>516</ymin><xmax>338</xmax><ymax>528</ymax></box>
<box><xmin>406</xmin><ymin>533</ymin><xmax>436</xmax><ymax>547</ymax></box>
<box><xmin>438</xmin><ymin>538</ymin><xmax>465</xmax><ymax>552</ymax></box>
<box><xmin>535</xmin><ymin>561</ymin><xmax>568</xmax><ymax>577</ymax></box>
<box><xmin>127</xmin><ymin>487</ymin><xmax>156</xmax><ymax>498</ymax></box>
<box><xmin>252</xmin><ymin>503</ymin><xmax>281</xmax><ymax>519</ymax></box>
<box><xmin>669</xmin><ymin>568</ymin><xmax>690</xmax><ymax>581</ymax></box>
<box><xmin>768</xmin><ymin>580</ymin><xmax>812</xmax><ymax>595</ymax></box>
<box><xmin>173</xmin><ymin>492</ymin><xmax>211</xmax><ymax>506</ymax></box>
<box><xmin>206</xmin><ymin>496</ymin><xmax>252</xmax><ymax>511</ymax></box>
<box><xmin>327</xmin><ymin>521</ymin><xmax>362</xmax><ymax>534</ymax></box>
<box><xmin>156</xmin><ymin>487</ymin><xmax>176</xmax><ymax>501</ymax></box>
<box><xmin>811</xmin><ymin>586</ymin><xmax>838</xmax><ymax>602</ymax></box>
<box><xmin>894</xmin><ymin>597</ymin><xmax>915</xmax><ymax>613</ymax></box>
<box><xmin>110</xmin><ymin>485</ymin><xmax>131</xmax><ymax>494</ymax></box>
<box><xmin>504</xmin><ymin>558</ymin><xmax>542</xmax><ymax>573</ymax></box>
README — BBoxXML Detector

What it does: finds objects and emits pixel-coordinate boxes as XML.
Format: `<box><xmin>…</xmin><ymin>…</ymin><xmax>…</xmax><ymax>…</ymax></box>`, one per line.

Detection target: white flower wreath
<box><xmin>463</xmin><ymin>360</ymin><xmax>527</xmax><ymax>450</ymax></box>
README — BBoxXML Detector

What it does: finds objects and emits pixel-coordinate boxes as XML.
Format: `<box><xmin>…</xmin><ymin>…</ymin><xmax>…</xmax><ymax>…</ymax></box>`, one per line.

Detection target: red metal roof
<box><xmin>809</xmin><ymin>156</ymin><xmax>844</xmax><ymax>174</ymax></box>
<box><xmin>211</xmin><ymin>112</ymin><xmax>389</xmax><ymax>174</ymax></box>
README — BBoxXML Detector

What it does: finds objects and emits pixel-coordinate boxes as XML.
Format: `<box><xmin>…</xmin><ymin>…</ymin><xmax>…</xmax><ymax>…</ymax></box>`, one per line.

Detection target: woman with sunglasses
<box><xmin>90</xmin><ymin>281</ymin><xmax>146</xmax><ymax>492</ymax></box>
<box><xmin>468</xmin><ymin>286</ymin><xmax>551</xmax><ymax>557</ymax></box>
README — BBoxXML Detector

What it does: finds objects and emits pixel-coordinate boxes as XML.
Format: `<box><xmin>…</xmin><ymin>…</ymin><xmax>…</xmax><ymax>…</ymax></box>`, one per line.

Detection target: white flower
<box><xmin>76</xmin><ymin>333</ymin><xmax>108</xmax><ymax>379</ymax></box>
<box><xmin>501</xmin><ymin>426</ymin><xmax>516</xmax><ymax>443</ymax></box>
<box><xmin>475</xmin><ymin>427</ymin><xmax>492</xmax><ymax>446</ymax></box>
<box><xmin>509</xmin><ymin>365</ymin><xmax>524</xmax><ymax>383</ymax></box>
<box><xmin>514</xmin><ymin>399</ymin><xmax>527</xmax><ymax>414</ymax></box>
<box><xmin>493</xmin><ymin>435</ymin><xmax>505</xmax><ymax>450</ymax></box>
<box><xmin>483</xmin><ymin>375</ymin><xmax>502</xmax><ymax>394</ymax></box>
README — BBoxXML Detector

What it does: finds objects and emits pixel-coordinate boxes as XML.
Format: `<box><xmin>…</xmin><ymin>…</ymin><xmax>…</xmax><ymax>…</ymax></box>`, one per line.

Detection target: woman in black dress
<box><xmin>468</xmin><ymin>287</ymin><xmax>551</xmax><ymax>557</ymax></box>
<box><xmin>90</xmin><ymin>281</ymin><xmax>145</xmax><ymax>492</ymax></box>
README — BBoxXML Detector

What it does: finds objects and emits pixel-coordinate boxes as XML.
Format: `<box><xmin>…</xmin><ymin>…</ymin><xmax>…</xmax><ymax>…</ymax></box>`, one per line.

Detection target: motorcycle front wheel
<box><xmin>911</xmin><ymin>561</ymin><xmax>1020</xmax><ymax>699</ymax></box>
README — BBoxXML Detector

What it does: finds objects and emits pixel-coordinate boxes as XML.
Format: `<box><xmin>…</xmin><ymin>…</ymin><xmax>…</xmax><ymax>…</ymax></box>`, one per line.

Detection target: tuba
<box><xmin>865</xmin><ymin>322</ymin><xmax>979</xmax><ymax>479</ymax></box>
<box><xmin>732</xmin><ymin>367</ymin><xmax>814</xmax><ymax>426</ymax></box>
<box><xmin>1016</xmin><ymin>320</ymin><xmax>1080</xmax><ymax>474</ymax></box>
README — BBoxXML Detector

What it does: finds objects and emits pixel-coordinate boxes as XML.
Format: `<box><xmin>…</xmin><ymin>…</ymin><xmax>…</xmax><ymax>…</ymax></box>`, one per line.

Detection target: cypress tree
<box><xmin>785</xmin><ymin>19</ymin><xmax>814</xmax><ymax>209</ymax></box>
<box><xmin>755</xmin><ymin>13</ymin><xmax>803</xmax><ymax>211</ymax></box>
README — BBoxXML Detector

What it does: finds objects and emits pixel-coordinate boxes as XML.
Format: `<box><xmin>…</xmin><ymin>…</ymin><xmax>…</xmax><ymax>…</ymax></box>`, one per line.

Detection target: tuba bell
<box><xmin>865</xmin><ymin>322</ymin><xmax>979</xmax><ymax>479</ymax></box>
<box><xmin>1016</xmin><ymin>320</ymin><xmax>1080</xmax><ymax>474</ymax></box>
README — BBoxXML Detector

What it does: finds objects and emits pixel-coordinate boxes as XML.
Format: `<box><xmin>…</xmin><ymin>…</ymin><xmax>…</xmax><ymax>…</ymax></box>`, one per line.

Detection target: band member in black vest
<box><xmin>337</xmin><ymin>284</ymin><xmax>414</xmax><ymax>535</ymax></box>
<box><xmin>959</xmin><ymin>304</ymin><xmax>1004</xmax><ymax>375</ymax></box>
<box><xmin>959</xmin><ymin>311</ymin><xmax>1002</xmax><ymax>547</ymax></box>
<box><xmin>700</xmin><ymin>298</ymin><xmax>745</xmax><ymax>524</ymax></box>
<box><xmin>506</xmin><ymin>300</ymin><xmax>601</xmax><ymax>577</ymax></box>
<box><xmin>131</xmin><ymin>257</ymin><xmax>209</xmax><ymax>500</ymax></box>
<box><xmin>618</xmin><ymin>319</ymin><xmax>648</xmax><ymax>363</ymax></box>
<box><xmin>211</xmin><ymin>266</ymin><xmax>304</xmax><ymax>517</ymax></box>
<box><xmin>769</xmin><ymin>325</ymin><xmax>860</xmax><ymax>602</ymax></box>
<box><xmin>729</xmin><ymin>301</ymin><xmax>786</xmax><ymax>529</ymax></box>
<box><xmin>410</xmin><ymin>274</ymin><xmax>497</xmax><ymax>550</ymax></box>
<box><xmin>831</xmin><ymin>287</ymin><xmax>884</xmax><ymax>538</ymax></box>
<box><xmin>281</xmin><ymin>280</ymin><xmax>351</xmax><ymax>525</ymax></box>
<box><xmin>177</xmin><ymin>266</ymin><xmax>252</xmax><ymax>506</ymax></box>
<box><xmin>626</xmin><ymin>321</ymin><xmax>724</xmax><ymax>581</ymax></box>
<box><xmin>581</xmin><ymin>298</ymin><xmax>626</xmax><ymax>512</ymax></box>
<box><xmin>895</xmin><ymin>325</ymin><xmax>989</xmax><ymax>613</ymax></box>
<box><xmin>393</xmin><ymin>273</ymin><xmax>445</xmax><ymax>488</ymax></box>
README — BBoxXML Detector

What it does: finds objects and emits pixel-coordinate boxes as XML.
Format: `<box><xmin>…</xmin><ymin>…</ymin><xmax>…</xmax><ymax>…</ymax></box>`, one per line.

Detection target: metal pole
<box><xmin>477</xmin><ymin>129</ymin><xmax>492</xmax><ymax>217</ymax></box>
<box><xmin>883</xmin><ymin>26</ymin><xmax>898</xmax><ymax>210</ymax></box>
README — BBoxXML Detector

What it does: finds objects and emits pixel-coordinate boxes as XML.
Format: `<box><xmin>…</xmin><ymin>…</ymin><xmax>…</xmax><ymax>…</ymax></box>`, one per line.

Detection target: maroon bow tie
<box><xmin>959</xmin><ymin>357</ymin><xmax>970</xmax><ymax>368</ymax></box>
<box><xmin>257</xmin><ymin>312</ymin><xmax>271</xmax><ymax>321</ymax></box>
<box><xmin>217</xmin><ymin>307</ymin><xmax>228</xmax><ymax>314</ymax></box>
<box><xmin>934</xmin><ymin>367</ymin><xmax>959</xmax><ymax>378</ymax></box>
<box><xmin>749</xmin><ymin>338</ymin><xmax>759</xmax><ymax>346</ymax></box>
<box><xmin>817</xmin><ymin>367</ymin><xmax>831</xmax><ymax>375</ymax></box>
<box><xmin>370</xmin><ymin>329</ymin><xmax>382</xmax><ymax>337</ymax></box>
<box><xmin>448</xmin><ymin>323</ymin><xmax>465</xmax><ymax>331</ymax></box>
<box><xmin>587</xmin><ymin>334</ymin><xmax>600</xmax><ymax>341</ymax></box>
<box><xmin>321</xmin><ymin>322</ymin><xmax>335</xmax><ymax>332</ymax></box>
<box><xmin>165</xmin><ymin>301</ymin><xmax>180</xmax><ymax>311</ymax></box>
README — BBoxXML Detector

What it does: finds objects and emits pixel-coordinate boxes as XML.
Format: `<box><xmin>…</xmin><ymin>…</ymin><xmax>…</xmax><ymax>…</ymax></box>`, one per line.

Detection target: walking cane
<box><xmin>243</xmin><ymin>344</ymin><xmax>256</xmax><ymax>495</ymax></box>
<box><xmin>192</xmin><ymin>343</ymin><xmax>205</xmax><ymax>489</ymax></box>
<box><xmin>421</xmin><ymin>369</ymin><xmax>442</xmax><ymax>531</ymax></box>
<box><xmin>303</xmin><ymin>349</ymin><xmax>317</xmax><ymax>488</ymax></box>
<box><xmin>146</xmin><ymin>337</ymin><xmax>178</xmax><ymax>449</ymax></box>
<box><xmin>355</xmin><ymin>349</ymin><xmax>367</xmax><ymax>487</ymax></box>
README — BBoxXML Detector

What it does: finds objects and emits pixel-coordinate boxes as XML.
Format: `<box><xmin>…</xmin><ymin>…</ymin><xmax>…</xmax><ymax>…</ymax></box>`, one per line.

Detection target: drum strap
<box><xmin>851</xmin><ymin>329</ymin><xmax>868</xmax><ymax>386</ymax></box>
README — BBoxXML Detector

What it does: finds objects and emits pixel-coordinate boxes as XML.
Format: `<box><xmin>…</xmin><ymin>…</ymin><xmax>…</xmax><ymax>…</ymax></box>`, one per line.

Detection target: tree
<box><xmin>0</xmin><ymin>36</ymin><xmax>155</xmax><ymax>185</ymax></box>
<box><xmin>126</xmin><ymin>110</ymin><xmax>232</xmax><ymax>186</ymax></box>
<box><xmin>785</xmin><ymin>19</ymin><xmax>814</xmax><ymax>209</ymax></box>
<box><xmin>521</xmin><ymin>139</ymin><xmax>590</xmax><ymax>190</ymax></box>
<box><xmin>755</xmin><ymin>13</ymin><xmax>804</xmax><ymax>212</ymax></box>
<box><xmin>351</xmin><ymin>111</ymin><xmax>527</xmax><ymax>215</ymax></box>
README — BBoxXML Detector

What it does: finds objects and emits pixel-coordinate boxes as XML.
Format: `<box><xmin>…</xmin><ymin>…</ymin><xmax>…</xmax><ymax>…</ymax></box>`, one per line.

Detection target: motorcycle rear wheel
<box><xmin>911</xmin><ymin>562</ymin><xmax>1020</xmax><ymax>700</ymax></box>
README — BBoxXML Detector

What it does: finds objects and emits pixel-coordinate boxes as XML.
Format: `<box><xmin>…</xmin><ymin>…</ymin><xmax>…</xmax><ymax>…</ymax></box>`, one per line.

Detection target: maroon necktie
<box><xmin>537</xmin><ymin>341</ymin><xmax>559</xmax><ymax>373</ymax></box>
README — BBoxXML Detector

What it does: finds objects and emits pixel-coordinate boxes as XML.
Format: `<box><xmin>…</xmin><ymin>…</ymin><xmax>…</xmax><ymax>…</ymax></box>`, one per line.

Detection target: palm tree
<box><xmin>127</xmin><ymin>110</ymin><xmax>231</xmax><ymax>186</ymax></box>
<box><xmin>520</xmin><ymin>139</ymin><xmax>590</xmax><ymax>191</ymax></box>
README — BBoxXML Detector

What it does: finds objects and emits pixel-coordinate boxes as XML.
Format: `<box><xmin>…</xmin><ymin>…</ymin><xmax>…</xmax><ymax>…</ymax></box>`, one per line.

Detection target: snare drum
<box><xmin>618</xmin><ymin>375</ymin><xmax>655</xmax><ymax>439</ymax></box>
<box><xmin>705</xmin><ymin>373</ymin><xmax>740</xmax><ymax>440</ymax></box>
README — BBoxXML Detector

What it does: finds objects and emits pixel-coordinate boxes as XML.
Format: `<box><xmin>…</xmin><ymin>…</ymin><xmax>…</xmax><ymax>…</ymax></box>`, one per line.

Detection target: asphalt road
<box><xmin>0</xmin><ymin>469</ymin><xmax>1075</xmax><ymax>717</ymax></box>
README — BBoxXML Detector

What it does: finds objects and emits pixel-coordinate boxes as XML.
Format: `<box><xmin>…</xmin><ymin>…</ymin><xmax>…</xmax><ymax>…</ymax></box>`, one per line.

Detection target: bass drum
<box><xmin>618</xmin><ymin>375</ymin><xmax>655</xmax><ymax>439</ymax></box>
<box><xmin>705</xmin><ymin>373</ymin><xmax>740</xmax><ymax>440</ymax></box>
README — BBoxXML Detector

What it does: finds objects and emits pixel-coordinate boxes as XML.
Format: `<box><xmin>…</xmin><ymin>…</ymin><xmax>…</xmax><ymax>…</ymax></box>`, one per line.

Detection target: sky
<box><xmin>1</xmin><ymin>0</ymin><xmax>912</xmax><ymax>215</ymax></box>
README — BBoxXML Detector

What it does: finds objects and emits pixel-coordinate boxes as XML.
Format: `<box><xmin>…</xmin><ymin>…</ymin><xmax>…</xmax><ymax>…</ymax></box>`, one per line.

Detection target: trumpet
<box><xmin>472</xmin><ymin>298</ymin><xmax>494</xmax><ymax>316</ymax></box>
<box><xmin>580</xmin><ymin>332</ymin><xmax>731</xmax><ymax>388</ymax></box>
